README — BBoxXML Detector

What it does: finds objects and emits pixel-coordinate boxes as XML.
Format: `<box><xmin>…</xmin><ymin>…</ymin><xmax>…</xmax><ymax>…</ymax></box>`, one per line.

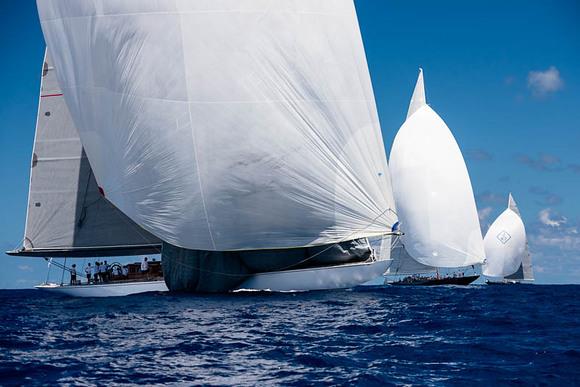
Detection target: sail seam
<box><xmin>177</xmin><ymin>12</ymin><xmax>217</xmax><ymax>250</ymax></box>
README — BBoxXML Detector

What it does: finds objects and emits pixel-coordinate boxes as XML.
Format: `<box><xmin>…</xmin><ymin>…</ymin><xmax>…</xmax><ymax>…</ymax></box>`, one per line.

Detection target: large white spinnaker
<box><xmin>389</xmin><ymin>69</ymin><xmax>485</xmax><ymax>268</ymax></box>
<box><xmin>482</xmin><ymin>194</ymin><xmax>528</xmax><ymax>278</ymax></box>
<box><xmin>37</xmin><ymin>0</ymin><xmax>397</xmax><ymax>252</ymax></box>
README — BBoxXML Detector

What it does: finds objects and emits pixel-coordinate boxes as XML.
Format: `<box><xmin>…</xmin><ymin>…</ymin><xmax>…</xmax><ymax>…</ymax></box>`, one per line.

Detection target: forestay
<box><xmin>483</xmin><ymin>194</ymin><xmax>530</xmax><ymax>278</ymax></box>
<box><xmin>38</xmin><ymin>0</ymin><xmax>397</xmax><ymax>251</ymax></box>
<box><xmin>9</xmin><ymin>51</ymin><xmax>160</xmax><ymax>257</ymax></box>
<box><xmin>389</xmin><ymin>69</ymin><xmax>485</xmax><ymax>267</ymax></box>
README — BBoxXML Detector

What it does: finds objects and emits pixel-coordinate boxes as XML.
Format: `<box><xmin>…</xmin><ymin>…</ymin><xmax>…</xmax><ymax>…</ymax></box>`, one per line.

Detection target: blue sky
<box><xmin>1</xmin><ymin>1</ymin><xmax>579</xmax><ymax>288</ymax></box>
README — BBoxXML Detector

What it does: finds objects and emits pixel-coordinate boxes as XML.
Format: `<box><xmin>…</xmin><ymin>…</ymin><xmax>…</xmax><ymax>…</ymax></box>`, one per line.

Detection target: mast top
<box><xmin>508</xmin><ymin>193</ymin><xmax>521</xmax><ymax>216</ymax></box>
<box><xmin>407</xmin><ymin>68</ymin><xmax>426</xmax><ymax>119</ymax></box>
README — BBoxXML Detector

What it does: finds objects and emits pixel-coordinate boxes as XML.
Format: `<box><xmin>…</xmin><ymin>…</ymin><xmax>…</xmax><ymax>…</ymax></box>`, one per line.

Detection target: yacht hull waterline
<box><xmin>389</xmin><ymin>275</ymin><xmax>480</xmax><ymax>286</ymax></box>
<box><xmin>236</xmin><ymin>260</ymin><xmax>390</xmax><ymax>292</ymax></box>
<box><xmin>34</xmin><ymin>260</ymin><xmax>390</xmax><ymax>296</ymax></box>
<box><xmin>485</xmin><ymin>280</ymin><xmax>532</xmax><ymax>285</ymax></box>
<box><xmin>35</xmin><ymin>280</ymin><xmax>169</xmax><ymax>297</ymax></box>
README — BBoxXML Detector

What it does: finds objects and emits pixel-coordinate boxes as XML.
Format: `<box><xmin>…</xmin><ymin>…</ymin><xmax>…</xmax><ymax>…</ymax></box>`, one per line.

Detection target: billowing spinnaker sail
<box><xmin>482</xmin><ymin>209</ymin><xmax>526</xmax><ymax>277</ymax></box>
<box><xmin>484</xmin><ymin>194</ymin><xmax>531</xmax><ymax>279</ymax></box>
<box><xmin>10</xmin><ymin>50</ymin><xmax>161</xmax><ymax>257</ymax></box>
<box><xmin>389</xmin><ymin>70</ymin><xmax>485</xmax><ymax>267</ymax></box>
<box><xmin>37</xmin><ymin>0</ymin><xmax>397</xmax><ymax>251</ymax></box>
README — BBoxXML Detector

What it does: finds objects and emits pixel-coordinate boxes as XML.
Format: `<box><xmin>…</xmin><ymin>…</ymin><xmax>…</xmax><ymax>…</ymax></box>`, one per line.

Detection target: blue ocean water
<box><xmin>0</xmin><ymin>285</ymin><xmax>578</xmax><ymax>386</ymax></box>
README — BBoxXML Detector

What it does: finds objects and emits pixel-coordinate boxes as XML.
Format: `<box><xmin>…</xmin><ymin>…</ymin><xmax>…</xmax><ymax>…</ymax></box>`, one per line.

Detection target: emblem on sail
<box><xmin>496</xmin><ymin>231</ymin><xmax>512</xmax><ymax>244</ymax></box>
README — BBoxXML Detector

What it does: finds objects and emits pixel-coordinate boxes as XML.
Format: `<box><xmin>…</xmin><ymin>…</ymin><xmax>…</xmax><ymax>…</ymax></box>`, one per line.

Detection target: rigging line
<box><xmin>43</xmin><ymin>257</ymin><xmax>74</xmax><ymax>274</ymax></box>
<box><xmin>76</xmin><ymin>161</ymin><xmax>95</xmax><ymax>228</ymax></box>
<box><xmin>169</xmin><ymin>207</ymin><xmax>398</xmax><ymax>278</ymax></box>
<box><xmin>45</xmin><ymin>257</ymin><xmax>52</xmax><ymax>284</ymax></box>
<box><xmin>60</xmin><ymin>257</ymin><xmax>67</xmax><ymax>285</ymax></box>
<box><xmin>10</xmin><ymin>236</ymin><xmax>26</xmax><ymax>252</ymax></box>
<box><xmin>78</xmin><ymin>162</ymin><xmax>97</xmax><ymax>222</ymax></box>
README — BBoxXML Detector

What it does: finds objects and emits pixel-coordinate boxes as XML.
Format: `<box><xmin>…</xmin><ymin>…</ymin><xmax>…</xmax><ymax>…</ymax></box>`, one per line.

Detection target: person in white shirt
<box><xmin>122</xmin><ymin>265</ymin><xmax>129</xmax><ymax>278</ymax></box>
<box><xmin>141</xmin><ymin>257</ymin><xmax>149</xmax><ymax>278</ymax></box>
<box><xmin>85</xmin><ymin>263</ymin><xmax>92</xmax><ymax>284</ymax></box>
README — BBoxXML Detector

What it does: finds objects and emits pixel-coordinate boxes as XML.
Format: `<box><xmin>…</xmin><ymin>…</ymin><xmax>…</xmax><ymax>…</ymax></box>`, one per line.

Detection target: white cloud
<box><xmin>532</xmin><ymin>234</ymin><xmax>580</xmax><ymax>250</ymax></box>
<box><xmin>538</xmin><ymin>208</ymin><xmax>567</xmax><ymax>227</ymax></box>
<box><xmin>527</xmin><ymin>66</ymin><xmax>564</xmax><ymax>97</ymax></box>
<box><xmin>17</xmin><ymin>265</ymin><xmax>33</xmax><ymax>272</ymax></box>
<box><xmin>526</xmin><ymin>214</ymin><xmax>580</xmax><ymax>283</ymax></box>
<box><xmin>478</xmin><ymin>207</ymin><xmax>493</xmax><ymax>222</ymax></box>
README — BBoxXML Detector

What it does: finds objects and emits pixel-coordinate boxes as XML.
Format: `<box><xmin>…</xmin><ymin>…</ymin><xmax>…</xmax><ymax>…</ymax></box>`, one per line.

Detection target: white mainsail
<box><xmin>37</xmin><ymin>0</ymin><xmax>397</xmax><ymax>252</ymax></box>
<box><xmin>483</xmin><ymin>194</ymin><xmax>531</xmax><ymax>279</ymax></box>
<box><xmin>389</xmin><ymin>69</ymin><xmax>485</xmax><ymax>268</ymax></box>
<box><xmin>10</xmin><ymin>50</ymin><xmax>160</xmax><ymax>257</ymax></box>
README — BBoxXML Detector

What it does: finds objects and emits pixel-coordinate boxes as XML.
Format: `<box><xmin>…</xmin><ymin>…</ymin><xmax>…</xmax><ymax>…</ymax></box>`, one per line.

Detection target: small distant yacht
<box><xmin>384</xmin><ymin>69</ymin><xmax>486</xmax><ymax>286</ymax></box>
<box><xmin>483</xmin><ymin>194</ymin><xmax>534</xmax><ymax>285</ymax></box>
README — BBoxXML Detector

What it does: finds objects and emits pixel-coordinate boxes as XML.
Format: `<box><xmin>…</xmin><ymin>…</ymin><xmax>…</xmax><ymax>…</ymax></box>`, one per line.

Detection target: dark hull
<box><xmin>486</xmin><ymin>280</ymin><xmax>520</xmax><ymax>285</ymax></box>
<box><xmin>162</xmin><ymin>239</ymin><xmax>372</xmax><ymax>293</ymax></box>
<box><xmin>391</xmin><ymin>275</ymin><xmax>479</xmax><ymax>286</ymax></box>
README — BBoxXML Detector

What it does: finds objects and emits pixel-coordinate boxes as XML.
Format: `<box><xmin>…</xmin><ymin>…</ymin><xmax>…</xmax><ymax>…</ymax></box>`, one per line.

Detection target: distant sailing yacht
<box><xmin>385</xmin><ymin>69</ymin><xmax>486</xmax><ymax>286</ymax></box>
<box><xmin>483</xmin><ymin>194</ymin><xmax>534</xmax><ymax>285</ymax></box>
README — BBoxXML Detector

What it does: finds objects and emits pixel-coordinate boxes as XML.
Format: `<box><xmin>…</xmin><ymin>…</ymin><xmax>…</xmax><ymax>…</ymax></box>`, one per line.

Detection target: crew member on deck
<box><xmin>103</xmin><ymin>260</ymin><xmax>110</xmax><ymax>282</ymax></box>
<box><xmin>70</xmin><ymin>264</ymin><xmax>77</xmax><ymax>285</ymax></box>
<box><xmin>85</xmin><ymin>263</ymin><xmax>92</xmax><ymax>284</ymax></box>
<box><xmin>99</xmin><ymin>261</ymin><xmax>107</xmax><ymax>282</ymax></box>
<box><xmin>141</xmin><ymin>257</ymin><xmax>149</xmax><ymax>278</ymax></box>
<box><xmin>93</xmin><ymin>262</ymin><xmax>100</xmax><ymax>284</ymax></box>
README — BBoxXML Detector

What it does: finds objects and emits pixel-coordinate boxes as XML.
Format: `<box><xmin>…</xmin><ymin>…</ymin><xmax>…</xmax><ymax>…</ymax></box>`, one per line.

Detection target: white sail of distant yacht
<box><xmin>34</xmin><ymin>0</ymin><xmax>399</xmax><ymax>292</ymax></box>
<box><xmin>388</xmin><ymin>69</ymin><xmax>486</xmax><ymax>270</ymax></box>
<box><xmin>483</xmin><ymin>194</ymin><xmax>534</xmax><ymax>282</ymax></box>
